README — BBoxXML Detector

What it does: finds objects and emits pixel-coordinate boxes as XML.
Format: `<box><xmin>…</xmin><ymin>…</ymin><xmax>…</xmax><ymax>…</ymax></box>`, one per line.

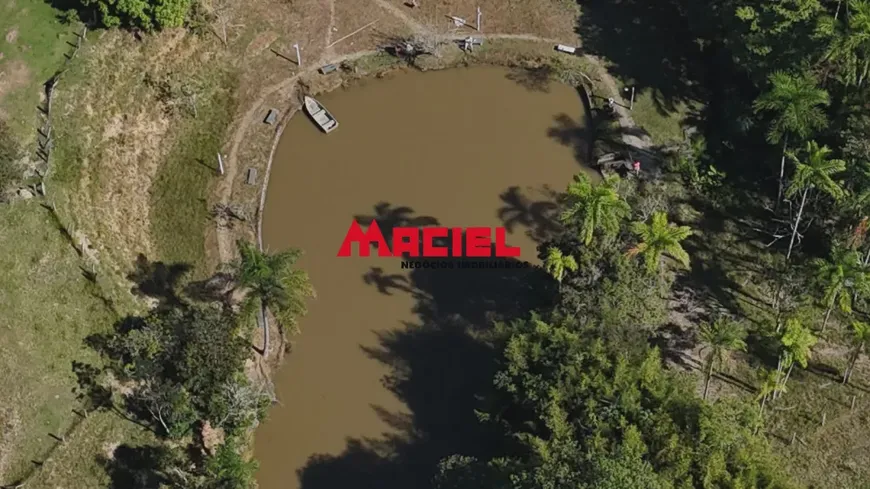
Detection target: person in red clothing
<box><xmin>633</xmin><ymin>160</ymin><xmax>641</xmax><ymax>175</ymax></box>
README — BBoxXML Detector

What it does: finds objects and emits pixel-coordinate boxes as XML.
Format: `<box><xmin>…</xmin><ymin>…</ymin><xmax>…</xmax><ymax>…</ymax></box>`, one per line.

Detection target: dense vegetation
<box><xmin>424</xmin><ymin>0</ymin><xmax>870</xmax><ymax>486</ymax></box>
<box><xmin>76</xmin><ymin>241</ymin><xmax>313</xmax><ymax>488</ymax></box>
<box><xmin>76</xmin><ymin>0</ymin><xmax>194</xmax><ymax>30</ymax></box>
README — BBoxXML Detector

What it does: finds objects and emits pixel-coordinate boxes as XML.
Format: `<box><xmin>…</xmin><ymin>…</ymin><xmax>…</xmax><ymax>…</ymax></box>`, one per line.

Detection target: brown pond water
<box><xmin>255</xmin><ymin>65</ymin><xmax>593</xmax><ymax>489</ymax></box>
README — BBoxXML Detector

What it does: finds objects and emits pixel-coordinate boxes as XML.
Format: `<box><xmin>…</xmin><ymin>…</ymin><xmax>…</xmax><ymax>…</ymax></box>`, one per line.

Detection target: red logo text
<box><xmin>337</xmin><ymin>221</ymin><xmax>521</xmax><ymax>258</ymax></box>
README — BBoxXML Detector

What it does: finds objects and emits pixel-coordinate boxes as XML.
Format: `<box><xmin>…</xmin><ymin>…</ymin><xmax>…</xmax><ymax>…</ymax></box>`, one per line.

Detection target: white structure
<box><xmin>293</xmin><ymin>43</ymin><xmax>302</xmax><ymax>67</ymax></box>
<box><xmin>476</xmin><ymin>6</ymin><xmax>482</xmax><ymax>31</ymax></box>
<box><xmin>555</xmin><ymin>44</ymin><xmax>577</xmax><ymax>54</ymax></box>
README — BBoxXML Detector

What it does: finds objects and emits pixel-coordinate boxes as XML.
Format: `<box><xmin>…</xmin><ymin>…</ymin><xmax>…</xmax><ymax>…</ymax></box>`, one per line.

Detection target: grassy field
<box><xmin>0</xmin><ymin>201</ymin><xmax>124</xmax><ymax>485</ymax></box>
<box><xmin>0</xmin><ymin>0</ymin><xmax>79</xmax><ymax>139</ymax></box>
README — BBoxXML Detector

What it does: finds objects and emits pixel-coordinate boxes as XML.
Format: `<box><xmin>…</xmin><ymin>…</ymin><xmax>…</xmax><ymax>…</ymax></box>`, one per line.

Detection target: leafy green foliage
<box><xmin>227</xmin><ymin>240</ymin><xmax>315</xmax><ymax>335</ymax></box>
<box><xmin>543</xmin><ymin>247</ymin><xmax>577</xmax><ymax>284</ymax></box>
<box><xmin>699</xmin><ymin>318</ymin><xmax>747</xmax><ymax>400</ymax></box>
<box><xmin>628</xmin><ymin>211</ymin><xmax>693</xmax><ymax>273</ymax></box>
<box><xmin>753</xmin><ymin>71</ymin><xmax>830</xmax><ymax>145</ymax></box>
<box><xmin>104</xmin><ymin>304</ymin><xmax>254</xmax><ymax>435</ymax></box>
<box><xmin>786</xmin><ymin>140</ymin><xmax>847</xmax><ymax>200</ymax></box>
<box><xmin>559</xmin><ymin>173</ymin><xmax>630</xmax><ymax>246</ymax></box>
<box><xmin>438</xmin><ymin>316</ymin><xmax>794</xmax><ymax>489</ymax></box>
<box><xmin>80</xmin><ymin>0</ymin><xmax>193</xmax><ymax>30</ymax></box>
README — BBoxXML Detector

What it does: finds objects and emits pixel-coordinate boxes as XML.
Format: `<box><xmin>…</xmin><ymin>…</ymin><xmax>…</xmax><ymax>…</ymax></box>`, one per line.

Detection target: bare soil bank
<box><xmin>255</xmin><ymin>66</ymin><xmax>592</xmax><ymax>489</ymax></box>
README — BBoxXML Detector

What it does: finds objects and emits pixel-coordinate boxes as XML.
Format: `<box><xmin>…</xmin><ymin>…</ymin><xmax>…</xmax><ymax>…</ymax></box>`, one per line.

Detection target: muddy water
<box><xmin>256</xmin><ymin>66</ymin><xmax>592</xmax><ymax>489</ymax></box>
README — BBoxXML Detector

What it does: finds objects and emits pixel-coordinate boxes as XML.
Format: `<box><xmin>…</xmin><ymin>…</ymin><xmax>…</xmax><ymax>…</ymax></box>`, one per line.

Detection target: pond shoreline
<box><xmin>246</xmin><ymin>40</ymin><xmax>610</xmax><ymax>369</ymax></box>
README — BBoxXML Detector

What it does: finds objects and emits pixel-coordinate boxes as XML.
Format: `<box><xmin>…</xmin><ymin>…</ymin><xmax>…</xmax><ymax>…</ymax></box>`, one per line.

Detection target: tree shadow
<box><xmin>127</xmin><ymin>254</ymin><xmax>192</xmax><ymax>308</ymax></box>
<box><xmin>354</xmin><ymin>202</ymin><xmax>440</xmax><ymax>246</ymax></box>
<box><xmin>297</xmin><ymin>207</ymin><xmax>549</xmax><ymax>489</ymax></box>
<box><xmin>547</xmin><ymin>106</ymin><xmax>642</xmax><ymax>168</ymax></box>
<box><xmin>496</xmin><ymin>185</ymin><xmax>562</xmax><ymax>243</ymax></box>
<box><xmin>505</xmin><ymin>66</ymin><xmax>556</xmax><ymax>92</ymax></box>
<box><xmin>99</xmin><ymin>444</ymin><xmax>171</xmax><ymax>489</ymax></box>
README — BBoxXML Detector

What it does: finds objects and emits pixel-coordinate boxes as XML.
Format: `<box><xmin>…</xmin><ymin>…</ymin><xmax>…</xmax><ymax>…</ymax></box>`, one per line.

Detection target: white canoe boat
<box><xmin>303</xmin><ymin>96</ymin><xmax>338</xmax><ymax>133</ymax></box>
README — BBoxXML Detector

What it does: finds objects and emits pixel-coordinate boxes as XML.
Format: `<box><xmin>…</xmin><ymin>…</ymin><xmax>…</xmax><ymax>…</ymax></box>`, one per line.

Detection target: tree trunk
<box><xmin>703</xmin><ymin>354</ymin><xmax>715</xmax><ymax>400</ymax></box>
<box><xmin>260</xmin><ymin>304</ymin><xmax>270</xmax><ymax>360</ymax></box>
<box><xmin>844</xmin><ymin>342</ymin><xmax>864</xmax><ymax>384</ymax></box>
<box><xmin>776</xmin><ymin>136</ymin><xmax>789</xmax><ymax>210</ymax></box>
<box><xmin>782</xmin><ymin>362</ymin><xmax>795</xmax><ymax>394</ymax></box>
<box><xmin>760</xmin><ymin>393</ymin><xmax>768</xmax><ymax>416</ymax></box>
<box><xmin>786</xmin><ymin>187</ymin><xmax>809</xmax><ymax>260</ymax></box>
<box><xmin>771</xmin><ymin>354</ymin><xmax>782</xmax><ymax>399</ymax></box>
<box><xmin>835</xmin><ymin>0</ymin><xmax>843</xmax><ymax>19</ymax></box>
<box><xmin>822</xmin><ymin>292</ymin><xmax>838</xmax><ymax>333</ymax></box>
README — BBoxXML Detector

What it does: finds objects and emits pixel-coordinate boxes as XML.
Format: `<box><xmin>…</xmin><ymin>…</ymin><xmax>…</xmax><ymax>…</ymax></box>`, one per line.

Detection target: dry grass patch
<box><xmin>401</xmin><ymin>0</ymin><xmax>578</xmax><ymax>41</ymax></box>
<box><xmin>49</xmin><ymin>29</ymin><xmax>235</xmax><ymax>276</ymax></box>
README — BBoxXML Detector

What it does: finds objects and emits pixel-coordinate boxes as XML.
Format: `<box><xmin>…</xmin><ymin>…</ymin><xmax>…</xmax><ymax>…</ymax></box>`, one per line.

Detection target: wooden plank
<box><xmin>264</xmin><ymin>109</ymin><xmax>278</xmax><ymax>125</ymax></box>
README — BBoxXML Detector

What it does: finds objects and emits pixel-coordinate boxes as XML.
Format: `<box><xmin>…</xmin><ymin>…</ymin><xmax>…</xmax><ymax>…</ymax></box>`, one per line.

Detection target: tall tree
<box><xmin>756</xmin><ymin>368</ymin><xmax>786</xmax><ymax>419</ymax></box>
<box><xmin>544</xmin><ymin>247</ymin><xmax>578</xmax><ymax>291</ymax></box>
<box><xmin>227</xmin><ymin>240</ymin><xmax>315</xmax><ymax>357</ymax></box>
<box><xmin>560</xmin><ymin>173</ymin><xmax>630</xmax><ymax>246</ymax></box>
<box><xmin>699</xmin><ymin>318</ymin><xmax>748</xmax><ymax>400</ymax></box>
<box><xmin>776</xmin><ymin>318</ymin><xmax>818</xmax><ymax>397</ymax></box>
<box><xmin>784</xmin><ymin>141</ymin><xmax>847</xmax><ymax>259</ymax></box>
<box><xmin>813</xmin><ymin>246</ymin><xmax>867</xmax><ymax>331</ymax></box>
<box><xmin>752</xmin><ymin>72</ymin><xmax>830</xmax><ymax>206</ymax></box>
<box><xmin>843</xmin><ymin>320</ymin><xmax>870</xmax><ymax>383</ymax></box>
<box><xmin>817</xmin><ymin>0</ymin><xmax>870</xmax><ymax>87</ymax></box>
<box><xmin>627</xmin><ymin>212</ymin><xmax>693</xmax><ymax>273</ymax></box>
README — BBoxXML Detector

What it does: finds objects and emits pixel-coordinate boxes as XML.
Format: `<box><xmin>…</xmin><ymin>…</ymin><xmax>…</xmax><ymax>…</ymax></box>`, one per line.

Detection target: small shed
<box><xmin>319</xmin><ymin>64</ymin><xmax>337</xmax><ymax>74</ymax></box>
<box><xmin>264</xmin><ymin>109</ymin><xmax>278</xmax><ymax>125</ymax></box>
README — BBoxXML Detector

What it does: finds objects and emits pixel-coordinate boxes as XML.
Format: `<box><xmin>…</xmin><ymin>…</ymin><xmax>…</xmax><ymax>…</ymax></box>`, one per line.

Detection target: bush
<box><xmin>81</xmin><ymin>0</ymin><xmax>193</xmax><ymax>30</ymax></box>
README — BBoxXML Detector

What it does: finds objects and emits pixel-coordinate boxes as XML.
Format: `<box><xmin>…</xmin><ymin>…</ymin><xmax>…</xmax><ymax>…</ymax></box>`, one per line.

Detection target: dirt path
<box><xmin>583</xmin><ymin>55</ymin><xmax>654</xmax><ymax>154</ymax></box>
<box><xmin>217</xmin><ymin>0</ymin><xmax>644</xmax><ymax>263</ymax></box>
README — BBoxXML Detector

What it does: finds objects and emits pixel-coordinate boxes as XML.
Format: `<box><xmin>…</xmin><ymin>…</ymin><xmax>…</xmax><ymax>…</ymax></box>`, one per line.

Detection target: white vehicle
<box><xmin>555</xmin><ymin>44</ymin><xmax>577</xmax><ymax>54</ymax></box>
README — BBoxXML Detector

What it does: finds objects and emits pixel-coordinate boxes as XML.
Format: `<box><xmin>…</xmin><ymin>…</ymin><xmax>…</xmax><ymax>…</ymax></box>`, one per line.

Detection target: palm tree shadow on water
<box><xmin>296</xmin><ymin>208</ymin><xmax>557</xmax><ymax>489</ymax></box>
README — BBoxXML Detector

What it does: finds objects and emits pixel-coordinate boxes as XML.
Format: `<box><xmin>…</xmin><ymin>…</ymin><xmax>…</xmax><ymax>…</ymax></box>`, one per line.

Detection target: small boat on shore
<box><xmin>303</xmin><ymin>96</ymin><xmax>338</xmax><ymax>133</ymax></box>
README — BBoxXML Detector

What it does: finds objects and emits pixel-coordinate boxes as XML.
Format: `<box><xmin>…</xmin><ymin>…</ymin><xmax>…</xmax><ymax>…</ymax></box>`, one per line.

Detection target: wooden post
<box><xmin>293</xmin><ymin>43</ymin><xmax>302</xmax><ymax>67</ymax></box>
<box><xmin>217</xmin><ymin>153</ymin><xmax>225</xmax><ymax>175</ymax></box>
<box><xmin>790</xmin><ymin>432</ymin><xmax>796</xmax><ymax>445</ymax></box>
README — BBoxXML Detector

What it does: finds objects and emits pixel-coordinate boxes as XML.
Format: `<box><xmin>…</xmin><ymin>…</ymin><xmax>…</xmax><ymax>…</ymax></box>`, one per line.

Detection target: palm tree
<box><xmin>752</xmin><ymin>72</ymin><xmax>830</xmax><ymax>206</ymax></box>
<box><xmin>784</xmin><ymin>141</ymin><xmax>847</xmax><ymax>260</ymax></box>
<box><xmin>757</xmin><ymin>368</ymin><xmax>786</xmax><ymax>418</ymax></box>
<box><xmin>843</xmin><ymin>320</ymin><xmax>870</xmax><ymax>383</ymax></box>
<box><xmin>560</xmin><ymin>173</ymin><xmax>630</xmax><ymax>246</ymax></box>
<box><xmin>627</xmin><ymin>211</ymin><xmax>693</xmax><ymax>273</ymax></box>
<box><xmin>227</xmin><ymin>240</ymin><xmax>315</xmax><ymax>358</ymax></box>
<box><xmin>817</xmin><ymin>0</ymin><xmax>870</xmax><ymax>88</ymax></box>
<box><xmin>544</xmin><ymin>247</ymin><xmax>578</xmax><ymax>291</ymax></box>
<box><xmin>699</xmin><ymin>318</ymin><xmax>747</xmax><ymax>400</ymax></box>
<box><xmin>813</xmin><ymin>246</ymin><xmax>867</xmax><ymax>331</ymax></box>
<box><xmin>776</xmin><ymin>318</ymin><xmax>818</xmax><ymax>398</ymax></box>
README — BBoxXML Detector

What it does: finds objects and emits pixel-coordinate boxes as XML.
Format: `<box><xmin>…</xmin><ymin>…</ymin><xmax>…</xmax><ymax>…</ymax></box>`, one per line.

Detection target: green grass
<box><xmin>24</xmin><ymin>410</ymin><xmax>154</xmax><ymax>489</ymax></box>
<box><xmin>0</xmin><ymin>0</ymin><xmax>81</xmax><ymax>139</ymax></box>
<box><xmin>0</xmin><ymin>201</ymin><xmax>127</xmax><ymax>485</ymax></box>
<box><xmin>149</xmin><ymin>67</ymin><xmax>238</xmax><ymax>271</ymax></box>
<box><xmin>626</xmin><ymin>88</ymin><xmax>693</xmax><ymax>146</ymax></box>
